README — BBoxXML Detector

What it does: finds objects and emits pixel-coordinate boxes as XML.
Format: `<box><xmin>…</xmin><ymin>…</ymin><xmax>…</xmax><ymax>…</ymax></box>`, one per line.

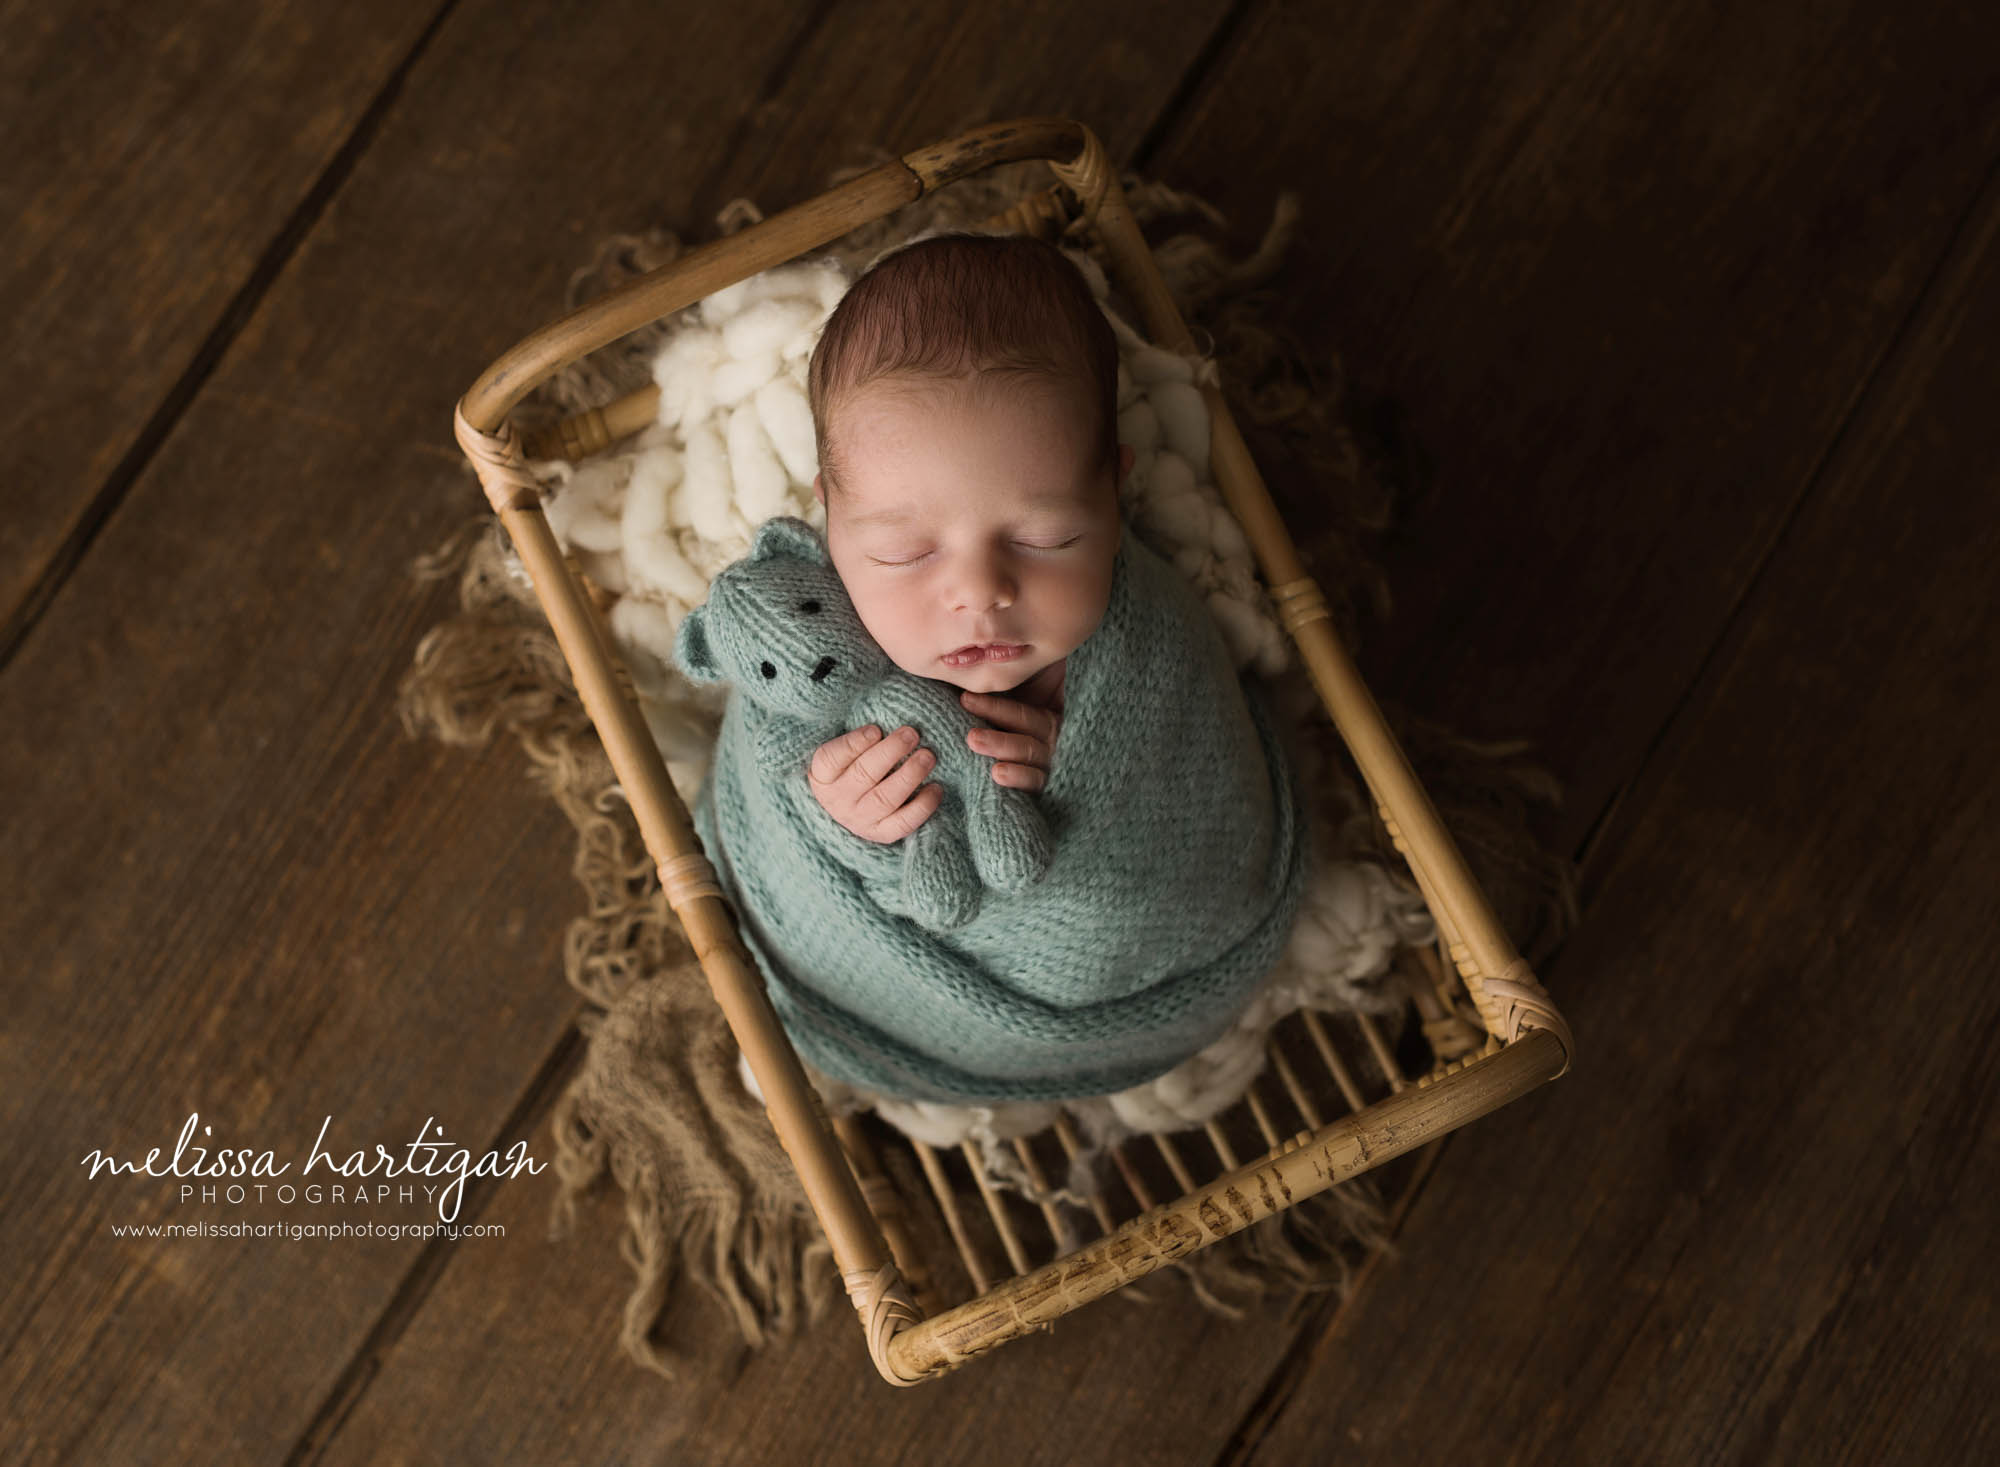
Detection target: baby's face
<box><xmin>816</xmin><ymin>373</ymin><xmax>1128</xmax><ymax>695</ymax></box>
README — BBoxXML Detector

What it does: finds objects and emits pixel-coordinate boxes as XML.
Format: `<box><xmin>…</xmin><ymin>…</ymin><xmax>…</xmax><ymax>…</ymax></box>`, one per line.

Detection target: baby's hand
<box><xmin>807</xmin><ymin>725</ymin><xmax>942</xmax><ymax>843</ymax></box>
<box><xmin>960</xmin><ymin>691</ymin><xmax>1061</xmax><ymax>792</ymax></box>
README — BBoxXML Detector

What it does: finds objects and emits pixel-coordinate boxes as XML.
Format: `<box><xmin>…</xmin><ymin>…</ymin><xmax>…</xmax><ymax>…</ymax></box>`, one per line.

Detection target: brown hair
<box><xmin>807</xmin><ymin>232</ymin><xmax>1120</xmax><ymax>496</ymax></box>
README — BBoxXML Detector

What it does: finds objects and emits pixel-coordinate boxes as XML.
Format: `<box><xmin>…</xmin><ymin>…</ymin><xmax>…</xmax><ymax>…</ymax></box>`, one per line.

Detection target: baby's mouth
<box><xmin>942</xmin><ymin>643</ymin><xmax>1026</xmax><ymax>668</ymax></box>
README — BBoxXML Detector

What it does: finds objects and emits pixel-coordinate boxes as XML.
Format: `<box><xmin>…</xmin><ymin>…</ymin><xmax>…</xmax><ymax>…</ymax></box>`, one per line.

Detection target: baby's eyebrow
<box><xmin>846</xmin><ymin>493</ymin><xmax>1083</xmax><ymax>529</ymax></box>
<box><xmin>845</xmin><ymin>506</ymin><xmax>921</xmax><ymax>528</ymax></box>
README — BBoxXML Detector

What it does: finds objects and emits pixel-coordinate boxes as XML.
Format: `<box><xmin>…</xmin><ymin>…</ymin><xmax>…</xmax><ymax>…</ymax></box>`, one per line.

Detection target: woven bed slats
<box><xmin>910</xmin><ymin>1139</ymin><xmax>991</xmax><ymax>1296</ymax></box>
<box><xmin>860</xmin><ymin>1002</ymin><xmax>1420</xmax><ymax>1320</ymax></box>
<box><xmin>1011</xmin><ymin>1137</ymin><xmax>1078</xmax><ymax>1257</ymax></box>
<box><xmin>1355</xmin><ymin>1014</ymin><xmax>1406</xmax><ymax>1096</ymax></box>
<box><xmin>962</xmin><ymin>1138</ymin><xmax>1033</xmax><ymax>1279</ymax></box>
<box><xmin>454</xmin><ymin>116</ymin><xmax>1574</xmax><ymax>1385</ymax></box>
<box><xmin>1243</xmin><ymin>1081</ymin><xmax>1283</xmax><ymax>1151</ymax></box>
<box><xmin>1267</xmin><ymin>1039</ymin><xmax>1325</xmax><ymax>1131</ymax></box>
<box><xmin>1202</xmin><ymin>1117</ymin><xmax>1241</xmax><ymax>1173</ymax></box>
<box><xmin>1054</xmin><ymin>1115</ymin><xmax>1119</xmax><ymax>1237</ymax></box>
<box><xmin>879</xmin><ymin>1030</ymin><xmax>1566</xmax><ymax>1379</ymax></box>
<box><xmin>1108</xmin><ymin>1141</ymin><xmax>1156</xmax><ymax>1212</ymax></box>
<box><xmin>1302</xmin><ymin>1009</ymin><xmax>1368</xmax><ymax>1114</ymax></box>
<box><xmin>1152</xmin><ymin>1130</ymin><xmax>1198</xmax><ymax>1195</ymax></box>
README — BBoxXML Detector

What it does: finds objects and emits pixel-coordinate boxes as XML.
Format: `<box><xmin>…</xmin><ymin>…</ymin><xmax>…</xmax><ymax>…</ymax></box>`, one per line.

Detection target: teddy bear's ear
<box><xmin>673</xmin><ymin>604</ymin><xmax>723</xmax><ymax>684</ymax></box>
<box><xmin>749</xmin><ymin>515</ymin><xmax>829</xmax><ymax>565</ymax></box>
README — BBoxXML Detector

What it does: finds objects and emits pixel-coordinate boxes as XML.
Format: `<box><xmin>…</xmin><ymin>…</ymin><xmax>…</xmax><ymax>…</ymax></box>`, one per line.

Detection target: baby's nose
<box><xmin>951</xmin><ymin>561</ymin><xmax>1016</xmax><ymax>612</ymax></box>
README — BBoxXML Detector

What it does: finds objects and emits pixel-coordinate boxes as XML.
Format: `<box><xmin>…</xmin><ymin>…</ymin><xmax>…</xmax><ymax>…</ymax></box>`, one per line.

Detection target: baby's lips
<box><xmin>941</xmin><ymin>641</ymin><xmax>1027</xmax><ymax>667</ymax></box>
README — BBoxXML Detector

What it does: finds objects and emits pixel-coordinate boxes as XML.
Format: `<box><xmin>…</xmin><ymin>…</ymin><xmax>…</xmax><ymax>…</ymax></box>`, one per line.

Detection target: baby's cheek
<box><xmin>1046</xmin><ymin>575</ymin><xmax>1111</xmax><ymax>645</ymax></box>
<box><xmin>841</xmin><ymin>581</ymin><xmax>903</xmax><ymax>641</ymax></box>
<box><xmin>853</xmin><ymin>597</ymin><xmax>936</xmax><ymax>673</ymax></box>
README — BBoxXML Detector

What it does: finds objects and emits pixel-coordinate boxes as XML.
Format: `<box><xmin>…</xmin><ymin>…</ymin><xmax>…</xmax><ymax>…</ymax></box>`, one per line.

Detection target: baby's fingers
<box><xmin>960</xmin><ymin>690</ymin><xmax>1060</xmax><ymax>748</ymax></box>
<box><xmin>847</xmin><ymin>725</ymin><xmax>926</xmax><ymax>787</ymax></box>
<box><xmin>860</xmin><ymin>741</ymin><xmax>936</xmax><ymax>821</ymax></box>
<box><xmin>966</xmin><ymin>726</ymin><xmax>1050</xmax><ymax>770</ymax></box>
<box><xmin>989</xmin><ymin>761</ymin><xmax>1048</xmax><ymax>793</ymax></box>
<box><xmin>809</xmin><ymin>725</ymin><xmax>883</xmax><ymax>786</ymax></box>
<box><xmin>870</xmin><ymin>780</ymin><xmax>943</xmax><ymax>841</ymax></box>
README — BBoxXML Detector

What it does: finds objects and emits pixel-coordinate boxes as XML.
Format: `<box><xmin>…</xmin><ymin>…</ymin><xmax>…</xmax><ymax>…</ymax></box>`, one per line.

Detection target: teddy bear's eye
<box><xmin>759</xmin><ymin>661</ymin><xmax>777</xmax><ymax>679</ymax></box>
<box><xmin>799</xmin><ymin>599</ymin><xmax>821</xmax><ymax>614</ymax></box>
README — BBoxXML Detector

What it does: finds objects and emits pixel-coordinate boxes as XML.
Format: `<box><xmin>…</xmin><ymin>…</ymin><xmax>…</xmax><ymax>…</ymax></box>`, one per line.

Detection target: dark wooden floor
<box><xmin>4</xmin><ymin>1</ymin><xmax>1996</xmax><ymax>1462</ymax></box>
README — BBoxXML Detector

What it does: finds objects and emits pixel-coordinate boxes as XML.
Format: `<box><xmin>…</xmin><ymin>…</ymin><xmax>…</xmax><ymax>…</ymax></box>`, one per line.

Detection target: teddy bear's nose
<box><xmin>810</xmin><ymin>656</ymin><xmax>836</xmax><ymax>683</ymax></box>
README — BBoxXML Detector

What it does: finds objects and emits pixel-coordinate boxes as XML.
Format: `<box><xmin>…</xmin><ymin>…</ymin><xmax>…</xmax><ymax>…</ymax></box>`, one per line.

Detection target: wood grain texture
<box><xmin>0</xmin><ymin>0</ymin><xmax>444</xmax><ymax>656</ymax></box>
<box><xmin>1237</xmin><ymin>151</ymin><xmax>2000</xmax><ymax>1467</ymax></box>
<box><xmin>1146</xmin><ymin>0</ymin><xmax>2000</xmax><ymax>855</ymax></box>
<box><xmin>11</xmin><ymin>0</ymin><xmax>1998</xmax><ymax>1460</ymax></box>
<box><xmin>0</xmin><ymin>1</ymin><xmax>868</xmax><ymax>1462</ymax></box>
<box><xmin>321</xmin><ymin>1172</ymin><xmax>1315</xmax><ymax>1467</ymax></box>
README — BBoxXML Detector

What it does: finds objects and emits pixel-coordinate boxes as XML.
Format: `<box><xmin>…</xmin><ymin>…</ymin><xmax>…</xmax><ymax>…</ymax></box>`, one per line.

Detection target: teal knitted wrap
<box><xmin>688</xmin><ymin>522</ymin><xmax>1311</xmax><ymax>1102</ymax></box>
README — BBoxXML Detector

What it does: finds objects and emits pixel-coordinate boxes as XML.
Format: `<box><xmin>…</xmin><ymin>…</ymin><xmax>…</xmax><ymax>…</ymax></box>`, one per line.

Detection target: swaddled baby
<box><xmin>685</xmin><ymin>231</ymin><xmax>1309</xmax><ymax>1104</ymax></box>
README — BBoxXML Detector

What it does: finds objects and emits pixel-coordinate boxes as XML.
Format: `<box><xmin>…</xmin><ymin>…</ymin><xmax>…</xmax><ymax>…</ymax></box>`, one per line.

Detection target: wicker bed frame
<box><xmin>450</xmin><ymin>117</ymin><xmax>1574</xmax><ymax>1386</ymax></box>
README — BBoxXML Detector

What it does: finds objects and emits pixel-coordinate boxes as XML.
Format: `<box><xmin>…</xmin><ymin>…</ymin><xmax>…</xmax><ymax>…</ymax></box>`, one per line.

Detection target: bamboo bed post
<box><xmin>452</xmin><ymin>414</ymin><xmax>925</xmax><ymax>1379</ymax></box>
<box><xmin>451</xmin><ymin>116</ymin><xmax>1574</xmax><ymax>1387</ymax></box>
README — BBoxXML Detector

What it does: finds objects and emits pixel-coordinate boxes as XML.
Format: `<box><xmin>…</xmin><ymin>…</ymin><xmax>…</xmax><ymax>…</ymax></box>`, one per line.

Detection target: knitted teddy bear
<box><xmin>673</xmin><ymin>516</ymin><xmax>1053</xmax><ymax>930</ymax></box>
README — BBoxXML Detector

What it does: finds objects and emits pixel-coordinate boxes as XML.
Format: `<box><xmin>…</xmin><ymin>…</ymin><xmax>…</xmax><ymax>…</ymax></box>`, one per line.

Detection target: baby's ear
<box><xmin>749</xmin><ymin>515</ymin><xmax>829</xmax><ymax>566</ymax></box>
<box><xmin>673</xmin><ymin>604</ymin><xmax>723</xmax><ymax>684</ymax></box>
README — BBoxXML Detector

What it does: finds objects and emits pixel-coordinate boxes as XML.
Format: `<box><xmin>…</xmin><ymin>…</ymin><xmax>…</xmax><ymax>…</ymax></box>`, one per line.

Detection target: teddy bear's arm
<box><xmin>847</xmin><ymin>681</ymin><xmax>950</xmax><ymax>748</ymax></box>
<box><xmin>895</xmin><ymin>806</ymin><xmax>982</xmax><ymax>931</ymax></box>
<box><xmin>961</xmin><ymin>761</ymin><xmax>1054</xmax><ymax>892</ymax></box>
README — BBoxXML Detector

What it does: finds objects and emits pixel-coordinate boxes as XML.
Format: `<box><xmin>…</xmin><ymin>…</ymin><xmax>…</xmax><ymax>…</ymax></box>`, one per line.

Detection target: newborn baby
<box><xmin>695</xmin><ymin>230</ymin><xmax>1310</xmax><ymax>1104</ymax></box>
<box><xmin>802</xmin><ymin>234</ymin><xmax>1132</xmax><ymax>842</ymax></box>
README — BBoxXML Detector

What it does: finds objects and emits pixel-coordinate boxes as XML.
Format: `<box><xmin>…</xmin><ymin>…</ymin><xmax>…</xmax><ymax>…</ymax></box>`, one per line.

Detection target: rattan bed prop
<box><xmin>450</xmin><ymin>117</ymin><xmax>1575</xmax><ymax>1386</ymax></box>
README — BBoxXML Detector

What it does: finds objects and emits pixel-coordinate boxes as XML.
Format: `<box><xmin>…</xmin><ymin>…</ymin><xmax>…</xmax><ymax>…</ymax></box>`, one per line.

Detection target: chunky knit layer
<box><xmin>692</xmin><ymin>521</ymin><xmax>1311</xmax><ymax>1102</ymax></box>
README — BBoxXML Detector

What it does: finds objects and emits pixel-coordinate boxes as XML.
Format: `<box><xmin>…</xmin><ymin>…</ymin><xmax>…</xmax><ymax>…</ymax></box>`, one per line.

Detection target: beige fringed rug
<box><xmin>399</xmin><ymin>151</ymin><xmax>1578</xmax><ymax>1378</ymax></box>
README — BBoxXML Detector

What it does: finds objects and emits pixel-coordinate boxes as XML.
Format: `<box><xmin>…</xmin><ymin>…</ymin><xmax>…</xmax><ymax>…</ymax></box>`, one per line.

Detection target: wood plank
<box><xmin>320</xmin><ymin>1167</ymin><xmax>1315</xmax><ymax>1465</ymax></box>
<box><xmin>1236</xmin><ymin>146</ymin><xmax>2000</xmax><ymax>1467</ymax></box>
<box><xmin>0</xmin><ymin>3</ymin><xmax>872</xmax><ymax>1463</ymax></box>
<box><xmin>0</xmin><ymin>0</ymin><xmax>444</xmax><ymax>656</ymax></box>
<box><xmin>1146</xmin><ymin>0</ymin><xmax>2000</xmax><ymax>855</ymax></box>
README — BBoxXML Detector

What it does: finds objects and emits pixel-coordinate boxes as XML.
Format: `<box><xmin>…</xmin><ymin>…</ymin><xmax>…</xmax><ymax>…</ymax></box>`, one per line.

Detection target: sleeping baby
<box><xmin>678</xmin><ymin>231</ymin><xmax>1310</xmax><ymax>1108</ymax></box>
